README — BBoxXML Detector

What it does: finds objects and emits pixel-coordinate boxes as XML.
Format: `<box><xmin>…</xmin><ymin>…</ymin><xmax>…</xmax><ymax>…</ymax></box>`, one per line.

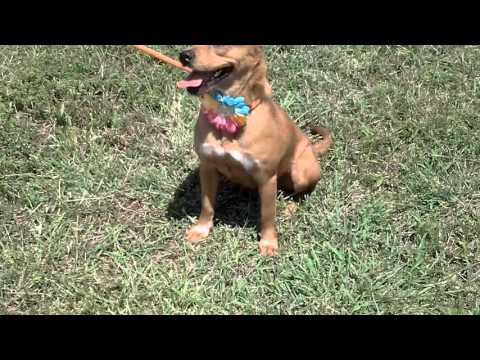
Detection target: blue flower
<box><xmin>224</xmin><ymin>96</ymin><xmax>236</xmax><ymax>106</ymax></box>
<box><xmin>212</xmin><ymin>90</ymin><xmax>251</xmax><ymax>116</ymax></box>
<box><xmin>233</xmin><ymin>96</ymin><xmax>245</xmax><ymax>106</ymax></box>
<box><xmin>235</xmin><ymin>105</ymin><xmax>250</xmax><ymax>116</ymax></box>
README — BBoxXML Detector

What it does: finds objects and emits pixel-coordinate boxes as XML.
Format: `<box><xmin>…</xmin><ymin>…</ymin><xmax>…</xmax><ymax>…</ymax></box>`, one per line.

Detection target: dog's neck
<box><xmin>199</xmin><ymin>91</ymin><xmax>250</xmax><ymax>135</ymax></box>
<box><xmin>219</xmin><ymin>58</ymin><xmax>271</xmax><ymax>107</ymax></box>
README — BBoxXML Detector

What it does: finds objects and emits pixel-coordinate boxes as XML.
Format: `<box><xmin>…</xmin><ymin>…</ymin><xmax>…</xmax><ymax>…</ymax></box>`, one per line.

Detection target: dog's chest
<box><xmin>198</xmin><ymin>141</ymin><xmax>259</xmax><ymax>173</ymax></box>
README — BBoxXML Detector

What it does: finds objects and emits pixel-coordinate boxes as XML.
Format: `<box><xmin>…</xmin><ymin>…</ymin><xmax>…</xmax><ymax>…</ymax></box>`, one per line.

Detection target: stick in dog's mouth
<box><xmin>177</xmin><ymin>66</ymin><xmax>234</xmax><ymax>95</ymax></box>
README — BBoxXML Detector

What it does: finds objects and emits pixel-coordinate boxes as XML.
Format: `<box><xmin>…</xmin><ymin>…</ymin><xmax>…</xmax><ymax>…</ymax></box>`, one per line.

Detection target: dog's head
<box><xmin>177</xmin><ymin>45</ymin><xmax>270</xmax><ymax>100</ymax></box>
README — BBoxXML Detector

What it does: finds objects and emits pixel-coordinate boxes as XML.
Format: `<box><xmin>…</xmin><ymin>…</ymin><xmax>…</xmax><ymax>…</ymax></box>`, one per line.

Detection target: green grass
<box><xmin>1</xmin><ymin>45</ymin><xmax>479</xmax><ymax>314</ymax></box>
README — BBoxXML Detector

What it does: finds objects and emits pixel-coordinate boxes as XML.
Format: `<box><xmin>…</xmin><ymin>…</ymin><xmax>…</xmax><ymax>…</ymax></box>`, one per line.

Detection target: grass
<box><xmin>0</xmin><ymin>45</ymin><xmax>479</xmax><ymax>315</ymax></box>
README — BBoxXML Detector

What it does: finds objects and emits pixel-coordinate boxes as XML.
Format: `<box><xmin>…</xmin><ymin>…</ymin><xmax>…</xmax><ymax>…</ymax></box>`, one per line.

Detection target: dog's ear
<box><xmin>249</xmin><ymin>45</ymin><xmax>264</xmax><ymax>56</ymax></box>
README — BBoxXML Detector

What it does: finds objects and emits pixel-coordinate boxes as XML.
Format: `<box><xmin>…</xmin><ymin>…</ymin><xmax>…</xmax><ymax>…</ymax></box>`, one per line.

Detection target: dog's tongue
<box><xmin>177</xmin><ymin>78</ymin><xmax>203</xmax><ymax>89</ymax></box>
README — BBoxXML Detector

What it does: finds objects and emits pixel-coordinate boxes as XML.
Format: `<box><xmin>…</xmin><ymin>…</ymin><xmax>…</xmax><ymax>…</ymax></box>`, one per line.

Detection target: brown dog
<box><xmin>177</xmin><ymin>45</ymin><xmax>332</xmax><ymax>256</ymax></box>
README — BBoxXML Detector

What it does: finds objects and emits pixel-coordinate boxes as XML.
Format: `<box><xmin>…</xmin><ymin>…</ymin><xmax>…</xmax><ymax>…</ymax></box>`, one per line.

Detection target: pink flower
<box><xmin>202</xmin><ymin>106</ymin><xmax>240</xmax><ymax>134</ymax></box>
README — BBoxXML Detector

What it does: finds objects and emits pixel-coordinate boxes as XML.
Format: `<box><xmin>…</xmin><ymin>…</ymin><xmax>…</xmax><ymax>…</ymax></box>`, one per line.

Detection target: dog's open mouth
<box><xmin>177</xmin><ymin>66</ymin><xmax>234</xmax><ymax>95</ymax></box>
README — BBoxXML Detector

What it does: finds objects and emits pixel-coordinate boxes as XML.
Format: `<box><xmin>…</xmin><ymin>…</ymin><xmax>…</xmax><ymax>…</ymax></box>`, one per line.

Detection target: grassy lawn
<box><xmin>0</xmin><ymin>45</ymin><xmax>479</xmax><ymax>314</ymax></box>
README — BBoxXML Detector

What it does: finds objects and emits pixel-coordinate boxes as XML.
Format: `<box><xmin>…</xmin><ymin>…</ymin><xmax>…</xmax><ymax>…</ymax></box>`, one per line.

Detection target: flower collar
<box><xmin>212</xmin><ymin>90</ymin><xmax>252</xmax><ymax>116</ymax></box>
<box><xmin>199</xmin><ymin>90</ymin><xmax>260</xmax><ymax>135</ymax></box>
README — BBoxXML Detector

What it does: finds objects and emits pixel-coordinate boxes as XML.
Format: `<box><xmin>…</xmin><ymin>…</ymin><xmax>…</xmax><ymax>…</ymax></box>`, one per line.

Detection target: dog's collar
<box><xmin>202</xmin><ymin>90</ymin><xmax>261</xmax><ymax>115</ymax></box>
<box><xmin>199</xmin><ymin>90</ymin><xmax>261</xmax><ymax>134</ymax></box>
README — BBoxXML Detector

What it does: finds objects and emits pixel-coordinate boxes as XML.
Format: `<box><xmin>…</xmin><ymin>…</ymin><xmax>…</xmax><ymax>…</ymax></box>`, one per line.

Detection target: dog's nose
<box><xmin>179</xmin><ymin>50</ymin><xmax>194</xmax><ymax>67</ymax></box>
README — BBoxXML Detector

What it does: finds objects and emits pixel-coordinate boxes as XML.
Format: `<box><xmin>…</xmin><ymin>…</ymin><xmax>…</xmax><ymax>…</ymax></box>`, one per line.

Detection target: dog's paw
<box><xmin>185</xmin><ymin>223</ymin><xmax>212</xmax><ymax>244</ymax></box>
<box><xmin>259</xmin><ymin>238</ymin><xmax>279</xmax><ymax>257</ymax></box>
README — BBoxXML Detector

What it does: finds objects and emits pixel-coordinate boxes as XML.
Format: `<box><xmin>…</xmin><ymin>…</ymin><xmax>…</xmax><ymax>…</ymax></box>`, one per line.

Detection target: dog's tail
<box><xmin>311</xmin><ymin>126</ymin><xmax>333</xmax><ymax>157</ymax></box>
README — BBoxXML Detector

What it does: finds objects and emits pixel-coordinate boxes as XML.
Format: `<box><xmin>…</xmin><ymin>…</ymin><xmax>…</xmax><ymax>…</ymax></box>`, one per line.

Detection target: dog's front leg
<box><xmin>186</xmin><ymin>162</ymin><xmax>219</xmax><ymax>243</ymax></box>
<box><xmin>258</xmin><ymin>174</ymin><xmax>279</xmax><ymax>256</ymax></box>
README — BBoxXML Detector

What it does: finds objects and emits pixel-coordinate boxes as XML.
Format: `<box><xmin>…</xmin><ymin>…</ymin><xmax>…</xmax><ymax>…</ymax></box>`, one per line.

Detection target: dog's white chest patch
<box><xmin>199</xmin><ymin>143</ymin><xmax>259</xmax><ymax>172</ymax></box>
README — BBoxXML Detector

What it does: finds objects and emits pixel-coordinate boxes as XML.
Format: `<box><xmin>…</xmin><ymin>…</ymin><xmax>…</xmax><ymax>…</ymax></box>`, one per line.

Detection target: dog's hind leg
<box><xmin>290</xmin><ymin>146</ymin><xmax>322</xmax><ymax>195</ymax></box>
<box><xmin>185</xmin><ymin>163</ymin><xmax>219</xmax><ymax>243</ymax></box>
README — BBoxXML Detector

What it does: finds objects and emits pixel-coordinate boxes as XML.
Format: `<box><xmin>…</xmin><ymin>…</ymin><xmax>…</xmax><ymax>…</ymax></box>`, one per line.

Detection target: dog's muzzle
<box><xmin>179</xmin><ymin>50</ymin><xmax>194</xmax><ymax>67</ymax></box>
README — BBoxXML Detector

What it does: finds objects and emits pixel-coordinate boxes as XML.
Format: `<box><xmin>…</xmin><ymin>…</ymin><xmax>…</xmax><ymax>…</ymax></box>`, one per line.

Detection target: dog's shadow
<box><xmin>166</xmin><ymin>168</ymin><xmax>308</xmax><ymax>232</ymax></box>
<box><xmin>166</xmin><ymin>168</ymin><xmax>261</xmax><ymax>230</ymax></box>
